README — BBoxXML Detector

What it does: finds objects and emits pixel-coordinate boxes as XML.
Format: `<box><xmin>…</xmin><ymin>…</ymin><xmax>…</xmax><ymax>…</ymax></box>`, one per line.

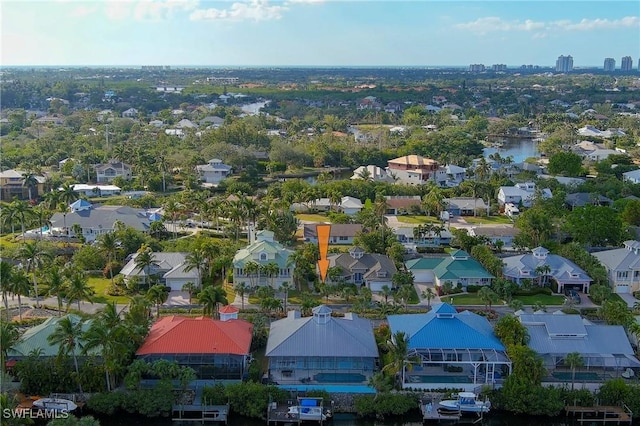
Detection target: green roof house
<box><xmin>7</xmin><ymin>314</ymin><xmax>98</xmax><ymax>359</ymax></box>
<box><xmin>233</xmin><ymin>230</ymin><xmax>295</xmax><ymax>289</ymax></box>
<box><xmin>405</xmin><ymin>250</ymin><xmax>493</xmax><ymax>289</ymax></box>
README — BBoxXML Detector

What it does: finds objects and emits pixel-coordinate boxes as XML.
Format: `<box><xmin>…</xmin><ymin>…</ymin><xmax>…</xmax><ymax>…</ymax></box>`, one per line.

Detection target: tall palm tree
<box><xmin>147</xmin><ymin>284</ymin><xmax>169</xmax><ymax>317</ymax></box>
<box><xmin>45</xmin><ymin>265</ymin><xmax>68</xmax><ymax>315</ymax></box>
<box><xmin>207</xmin><ymin>196</ymin><xmax>224</xmax><ymax>234</ymax></box>
<box><xmin>479</xmin><ymin>286</ymin><xmax>498</xmax><ymax>312</ymax></box>
<box><xmin>96</xmin><ymin>232</ymin><xmax>120</xmax><ymax>287</ymax></box>
<box><xmin>280</xmin><ymin>282</ymin><xmax>292</xmax><ymax>312</ymax></box>
<box><xmin>7</xmin><ymin>269</ymin><xmax>31</xmax><ymax>321</ymax></box>
<box><xmin>134</xmin><ymin>246</ymin><xmax>159</xmax><ymax>288</ymax></box>
<box><xmin>565</xmin><ymin>352</ymin><xmax>584</xmax><ymax>391</ymax></box>
<box><xmin>184</xmin><ymin>249</ymin><xmax>208</xmax><ymax>287</ymax></box>
<box><xmin>0</xmin><ymin>261</ymin><xmax>13</xmax><ymax>321</ymax></box>
<box><xmin>8</xmin><ymin>200</ymin><xmax>35</xmax><ymax>237</ymax></box>
<box><xmin>0</xmin><ymin>202</ymin><xmax>16</xmax><ymax>233</ymax></box>
<box><xmin>16</xmin><ymin>241</ymin><xmax>52</xmax><ymax>308</ymax></box>
<box><xmin>199</xmin><ymin>286</ymin><xmax>228</xmax><ymax>319</ymax></box>
<box><xmin>59</xmin><ymin>182</ymin><xmax>80</xmax><ymax>206</ymax></box>
<box><xmin>126</xmin><ymin>295</ymin><xmax>152</xmax><ymax>329</ymax></box>
<box><xmin>261</xmin><ymin>262</ymin><xmax>280</xmax><ymax>288</ymax></box>
<box><xmin>66</xmin><ymin>270</ymin><xmax>95</xmax><ymax>311</ymax></box>
<box><xmin>244</xmin><ymin>261</ymin><xmax>261</xmax><ymax>288</ymax></box>
<box><xmin>234</xmin><ymin>282</ymin><xmax>249</xmax><ymax>310</ymax></box>
<box><xmin>48</xmin><ymin>316</ymin><xmax>84</xmax><ymax>394</ymax></box>
<box><xmin>22</xmin><ymin>172</ymin><xmax>38</xmax><ymax>201</ymax></box>
<box><xmin>382</xmin><ymin>331</ymin><xmax>415</xmax><ymax>388</ymax></box>
<box><xmin>182</xmin><ymin>282</ymin><xmax>197</xmax><ymax>306</ymax></box>
<box><xmin>421</xmin><ymin>287</ymin><xmax>436</xmax><ymax>309</ymax></box>
<box><xmin>83</xmin><ymin>303</ymin><xmax>126</xmax><ymax>392</ymax></box>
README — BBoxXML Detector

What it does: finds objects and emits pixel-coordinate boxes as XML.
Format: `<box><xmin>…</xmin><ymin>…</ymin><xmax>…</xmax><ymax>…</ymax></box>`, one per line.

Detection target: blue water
<box><xmin>278</xmin><ymin>384</ymin><xmax>375</xmax><ymax>394</ymax></box>
<box><xmin>314</xmin><ymin>373</ymin><xmax>366</xmax><ymax>383</ymax></box>
<box><xmin>483</xmin><ymin>139</ymin><xmax>539</xmax><ymax>163</ymax></box>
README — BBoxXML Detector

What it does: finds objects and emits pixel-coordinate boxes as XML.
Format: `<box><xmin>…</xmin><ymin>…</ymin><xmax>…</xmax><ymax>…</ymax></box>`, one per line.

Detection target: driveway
<box><xmin>618</xmin><ymin>293</ymin><xmax>639</xmax><ymax>308</ymax></box>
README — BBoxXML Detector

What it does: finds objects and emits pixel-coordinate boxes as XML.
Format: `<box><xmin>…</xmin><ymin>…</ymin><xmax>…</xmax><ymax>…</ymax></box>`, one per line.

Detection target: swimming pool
<box><xmin>407</xmin><ymin>375</ymin><xmax>472</xmax><ymax>383</ymax></box>
<box><xmin>313</xmin><ymin>373</ymin><xmax>366</xmax><ymax>383</ymax></box>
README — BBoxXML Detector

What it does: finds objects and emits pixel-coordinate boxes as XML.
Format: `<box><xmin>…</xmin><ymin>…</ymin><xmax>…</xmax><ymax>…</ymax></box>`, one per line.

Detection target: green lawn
<box><xmin>88</xmin><ymin>277</ymin><xmax>131</xmax><ymax>304</ymax></box>
<box><xmin>512</xmin><ymin>294</ymin><xmax>566</xmax><ymax>306</ymax></box>
<box><xmin>296</xmin><ymin>214</ymin><xmax>331</xmax><ymax>223</ymax></box>
<box><xmin>448</xmin><ymin>293</ymin><xmax>485</xmax><ymax>305</ymax></box>
<box><xmin>396</xmin><ymin>216</ymin><xmax>440</xmax><ymax>224</ymax></box>
<box><xmin>462</xmin><ymin>216</ymin><xmax>513</xmax><ymax>225</ymax></box>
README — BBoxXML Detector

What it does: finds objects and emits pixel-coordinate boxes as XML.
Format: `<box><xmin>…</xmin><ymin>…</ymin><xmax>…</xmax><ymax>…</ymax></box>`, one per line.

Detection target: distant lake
<box><xmin>483</xmin><ymin>138</ymin><xmax>540</xmax><ymax>163</ymax></box>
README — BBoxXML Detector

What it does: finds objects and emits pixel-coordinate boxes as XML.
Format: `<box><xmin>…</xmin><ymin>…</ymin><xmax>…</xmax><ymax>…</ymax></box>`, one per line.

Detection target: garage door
<box><xmin>167</xmin><ymin>279</ymin><xmax>191</xmax><ymax>291</ymax></box>
<box><xmin>616</xmin><ymin>284</ymin><xmax>630</xmax><ymax>294</ymax></box>
<box><xmin>369</xmin><ymin>281</ymin><xmax>390</xmax><ymax>292</ymax></box>
<box><xmin>412</xmin><ymin>270</ymin><xmax>434</xmax><ymax>283</ymax></box>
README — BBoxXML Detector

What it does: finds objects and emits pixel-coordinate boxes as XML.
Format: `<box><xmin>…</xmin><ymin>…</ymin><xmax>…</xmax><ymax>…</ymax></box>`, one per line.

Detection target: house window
<box><xmin>353</xmin><ymin>273</ymin><xmax>363</xmax><ymax>284</ymax></box>
<box><xmin>618</xmin><ymin>271</ymin><xmax>629</xmax><ymax>279</ymax></box>
<box><xmin>339</xmin><ymin>236</ymin><xmax>348</xmax><ymax>241</ymax></box>
<box><xmin>259</xmin><ymin>253</ymin><xmax>267</xmax><ymax>261</ymax></box>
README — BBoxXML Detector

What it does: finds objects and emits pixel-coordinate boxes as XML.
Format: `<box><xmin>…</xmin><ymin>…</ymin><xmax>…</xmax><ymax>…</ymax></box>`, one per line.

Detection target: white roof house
<box><xmin>195</xmin><ymin>159</ymin><xmax>232</xmax><ymax>186</ymax></box>
<box><xmin>351</xmin><ymin>165</ymin><xmax>395</xmax><ymax>183</ymax></box>
<box><xmin>69</xmin><ymin>184</ymin><xmax>121</xmax><ymax>197</ymax></box>
<box><xmin>120</xmin><ymin>252</ymin><xmax>201</xmax><ymax>291</ymax></box>
<box><xmin>592</xmin><ymin>240</ymin><xmax>640</xmax><ymax>295</ymax></box>
<box><xmin>577</xmin><ymin>125</ymin><xmax>626</xmax><ymax>139</ymax></box>
<box><xmin>623</xmin><ymin>169</ymin><xmax>640</xmax><ymax>184</ymax></box>
<box><xmin>498</xmin><ymin>182</ymin><xmax>551</xmax><ymax>208</ymax></box>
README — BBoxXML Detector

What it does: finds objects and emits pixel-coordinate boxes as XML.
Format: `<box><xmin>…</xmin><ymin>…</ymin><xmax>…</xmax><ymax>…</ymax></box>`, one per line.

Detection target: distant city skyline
<box><xmin>1</xmin><ymin>0</ymin><xmax>639</xmax><ymax>67</ymax></box>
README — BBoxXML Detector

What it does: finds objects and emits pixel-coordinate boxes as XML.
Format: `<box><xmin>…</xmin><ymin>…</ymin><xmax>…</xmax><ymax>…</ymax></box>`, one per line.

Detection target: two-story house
<box><xmin>95</xmin><ymin>160</ymin><xmax>132</xmax><ymax>183</ymax></box>
<box><xmin>233</xmin><ymin>230</ymin><xmax>294</xmax><ymax>288</ymax></box>
<box><xmin>497</xmin><ymin>182</ymin><xmax>551</xmax><ymax>208</ymax></box>
<box><xmin>195</xmin><ymin>159</ymin><xmax>233</xmax><ymax>186</ymax></box>
<box><xmin>303</xmin><ymin>224</ymin><xmax>363</xmax><ymax>245</ymax></box>
<box><xmin>387</xmin><ymin>155</ymin><xmax>440</xmax><ymax>186</ymax></box>
<box><xmin>325</xmin><ymin>247</ymin><xmax>397</xmax><ymax>292</ymax></box>
<box><xmin>592</xmin><ymin>240</ymin><xmax>640</xmax><ymax>294</ymax></box>
<box><xmin>0</xmin><ymin>169</ymin><xmax>46</xmax><ymax>201</ymax></box>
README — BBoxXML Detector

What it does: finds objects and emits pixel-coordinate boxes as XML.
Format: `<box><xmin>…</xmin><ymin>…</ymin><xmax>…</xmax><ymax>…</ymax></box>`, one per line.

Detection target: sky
<box><xmin>1</xmin><ymin>0</ymin><xmax>639</xmax><ymax>67</ymax></box>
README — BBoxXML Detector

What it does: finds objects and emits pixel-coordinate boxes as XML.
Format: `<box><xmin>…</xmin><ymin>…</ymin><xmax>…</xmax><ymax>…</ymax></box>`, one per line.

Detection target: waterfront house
<box><xmin>48</xmin><ymin>202</ymin><xmax>151</xmax><ymax>243</ymax></box>
<box><xmin>350</xmin><ymin>165</ymin><xmax>395</xmax><ymax>183</ymax></box>
<box><xmin>502</xmin><ymin>247</ymin><xmax>592</xmax><ymax>293</ymax></box>
<box><xmin>592</xmin><ymin>240</ymin><xmax>640</xmax><ymax>294</ymax></box>
<box><xmin>405</xmin><ymin>250</ymin><xmax>493</xmax><ymax>288</ymax></box>
<box><xmin>325</xmin><ymin>247</ymin><xmax>397</xmax><ymax>292</ymax></box>
<box><xmin>388</xmin><ymin>303</ymin><xmax>511</xmax><ymax>390</ymax></box>
<box><xmin>120</xmin><ymin>252</ymin><xmax>201</xmax><ymax>291</ymax></box>
<box><xmin>136</xmin><ymin>315</ymin><xmax>253</xmax><ymax>381</ymax></box>
<box><xmin>70</xmin><ymin>184</ymin><xmax>122</xmax><ymax>197</ymax></box>
<box><xmin>265</xmin><ymin>306</ymin><xmax>378</xmax><ymax>391</ymax></box>
<box><xmin>233</xmin><ymin>230</ymin><xmax>294</xmax><ymax>289</ymax></box>
<box><xmin>7</xmin><ymin>315</ymin><xmax>97</xmax><ymax>360</ymax></box>
<box><xmin>303</xmin><ymin>224</ymin><xmax>363</xmax><ymax>245</ymax></box>
<box><xmin>518</xmin><ymin>312</ymin><xmax>640</xmax><ymax>376</ymax></box>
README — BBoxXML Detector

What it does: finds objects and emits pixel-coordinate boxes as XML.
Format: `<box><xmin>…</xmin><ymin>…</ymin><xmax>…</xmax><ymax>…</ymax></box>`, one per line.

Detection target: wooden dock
<box><xmin>172</xmin><ymin>404</ymin><xmax>229</xmax><ymax>423</ymax></box>
<box><xmin>565</xmin><ymin>405</ymin><xmax>633</xmax><ymax>424</ymax></box>
<box><xmin>421</xmin><ymin>395</ymin><xmax>488</xmax><ymax>424</ymax></box>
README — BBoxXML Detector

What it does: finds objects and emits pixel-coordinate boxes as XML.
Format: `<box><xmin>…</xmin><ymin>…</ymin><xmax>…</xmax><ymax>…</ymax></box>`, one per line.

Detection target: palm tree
<box><xmin>45</xmin><ymin>265</ymin><xmax>67</xmax><ymax>315</ymax></box>
<box><xmin>59</xmin><ymin>182</ymin><xmax>80</xmax><ymax>206</ymax></box>
<box><xmin>421</xmin><ymin>287</ymin><xmax>436</xmax><ymax>309</ymax></box>
<box><xmin>0</xmin><ymin>261</ymin><xmax>13</xmax><ymax>320</ymax></box>
<box><xmin>565</xmin><ymin>352</ymin><xmax>584</xmax><ymax>390</ymax></box>
<box><xmin>126</xmin><ymin>295</ymin><xmax>152</xmax><ymax>327</ymax></box>
<box><xmin>262</xmin><ymin>262</ymin><xmax>280</xmax><ymax>289</ymax></box>
<box><xmin>96</xmin><ymin>232</ymin><xmax>120</xmax><ymax>287</ymax></box>
<box><xmin>48</xmin><ymin>316</ymin><xmax>85</xmax><ymax>394</ymax></box>
<box><xmin>16</xmin><ymin>240</ymin><xmax>52</xmax><ymax>308</ymax></box>
<box><xmin>0</xmin><ymin>202</ymin><xmax>16</xmax><ymax>233</ymax></box>
<box><xmin>184</xmin><ymin>249</ymin><xmax>208</xmax><ymax>288</ymax></box>
<box><xmin>83</xmin><ymin>303</ymin><xmax>126</xmax><ymax>392</ymax></box>
<box><xmin>535</xmin><ymin>264</ymin><xmax>552</xmax><ymax>287</ymax></box>
<box><xmin>7</xmin><ymin>269</ymin><xmax>31</xmax><ymax>321</ymax></box>
<box><xmin>182</xmin><ymin>282</ymin><xmax>197</xmax><ymax>306</ymax></box>
<box><xmin>234</xmin><ymin>282</ymin><xmax>249</xmax><ymax>310</ymax></box>
<box><xmin>479</xmin><ymin>286</ymin><xmax>498</xmax><ymax>312</ymax></box>
<box><xmin>382</xmin><ymin>331</ymin><xmax>415</xmax><ymax>388</ymax></box>
<box><xmin>380</xmin><ymin>285</ymin><xmax>392</xmax><ymax>303</ymax></box>
<box><xmin>244</xmin><ymin>261</ymin><xmax>261</xmax><ymax>288</ymax></box>
<box><xmin>134</xmin><ymin>246</ymin><xmax>159</xmax><ymax>288</ymax></box>
<box><xmin>8</xmin><ymin>200</ymin><xmax>35</xmax><ymax>237</ymax></box>
<box><xmin>0</xmin><ymin>323</ymin><xmax>19</xmax><ymax>391</ymax></box>
<box><xmin>22</xmin><ymin>172</ymin><xmax>38</xmax><ymax>201</ymax></box>
<box><xmin>66</xmin><ymin>271</ymin><xmax>95</xmax><ymax>312</ymax></box>
<box><xmin>147</xmin><ymin>284</ymin><xmax>169</xmax><ymax>317</ymax></box>
<box><xmin>280</xmin><ymin>282</ymin><xmax>292</xmax><ymax>311</ymax></box>
<box><xmin>199</xmin><ymin>286</ymin><xmax>228</xmax><ymax>319</ymax></box>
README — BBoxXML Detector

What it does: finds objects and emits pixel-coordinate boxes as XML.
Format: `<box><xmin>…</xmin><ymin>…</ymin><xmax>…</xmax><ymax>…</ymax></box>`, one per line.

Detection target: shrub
<box><xmin>354</xmin><ymin>393</ymin><xmax>419</xmax><ymax>417</ymax></box>
<box><xmin>466</xmin><ymin>285</ymin><xmax>481</xmax><ymax>293</ymax></box>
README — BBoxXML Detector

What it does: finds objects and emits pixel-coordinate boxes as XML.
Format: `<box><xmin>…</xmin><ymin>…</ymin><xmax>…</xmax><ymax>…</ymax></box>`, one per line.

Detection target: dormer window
<box><xmin>376</xmin><ymin>271</ymin><xmax>387</xmax><ymax>278</ymax></box>
<box><xmin>520</xmin><ymin>270</ymin><xmax>530</xmax><ymax>276</ymax></box>
<box><xmin>259</xmin><ymin>252</ymin><xmax>267</xmax><ymax>261</ymax></box>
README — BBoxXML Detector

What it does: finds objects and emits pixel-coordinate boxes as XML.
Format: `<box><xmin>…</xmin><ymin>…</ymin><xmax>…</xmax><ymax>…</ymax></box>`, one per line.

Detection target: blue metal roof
<box><xmin>387</xmin><ymin>303</ymin><xmax>505</xmax><ymax>351</ymax></box>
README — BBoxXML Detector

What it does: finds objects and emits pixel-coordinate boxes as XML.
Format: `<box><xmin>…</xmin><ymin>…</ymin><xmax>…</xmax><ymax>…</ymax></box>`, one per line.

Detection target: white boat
<box><xmin>287</xmin><ymin>405</ymin><xmax>329</xmax><ymax>421</ymax></box>
<box><xmin>32</xmin><ymin>398</ymin><xmax>78</xmax><ymax>412</ymax></box>
<box><xmin>438</xmin><ymin>392</ymin><xmax>490</xmax><ymax>414</ymax></box>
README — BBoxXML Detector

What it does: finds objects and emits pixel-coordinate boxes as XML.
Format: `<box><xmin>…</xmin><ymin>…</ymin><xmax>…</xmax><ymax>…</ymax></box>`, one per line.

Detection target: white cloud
<box><xmin>455</xmin><ymin>16</ymin><xmax>640</xmax><ymax>36</ymax></box>
<box><xmin>70</xmin><ymin>4</ymin><xmax>99</xmax><ymax>17</ymax></box>
<box><xmin>285</xmin><ymin>0</ymin><xmax>325</xmax><ymax>4</ymax></box>
<box><xmin>189</xmin><ymin>0</ymin><xmax>287</xmax><ymax>21</ymax></box>
<box><xmin>100</xmin><ymin>0</ymin><xmax>198</xmax><ymax>21</ymax></box>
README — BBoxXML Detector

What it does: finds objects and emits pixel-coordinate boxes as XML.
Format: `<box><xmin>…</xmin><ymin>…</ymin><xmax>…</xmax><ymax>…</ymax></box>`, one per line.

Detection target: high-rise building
<box><xmin>556</xmin><ymin>55</ymin><xmax>573</xmax><ymax>72</ymax></box>
<box><xmin>469</xmin><ymin>64</ymin><xmax>485</xmax><ymax>72</ymax></box>
<box><xmin>603</xmin><ymin>58</ymin><xmax>616</xmax><ymax>72</ymax></box>
<box><xmin>621</xmin><ymin>56</ymin><xmax>633</xmax><ymax>71</ymax></box>
<box><xmin>492</xmin><ymin>64</ymin><xmax>507</xmax><ymax>72</ymax></box>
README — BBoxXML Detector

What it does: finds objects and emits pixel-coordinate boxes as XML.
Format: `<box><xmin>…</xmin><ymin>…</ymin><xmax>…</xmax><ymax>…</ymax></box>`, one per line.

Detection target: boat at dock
<box><xmin>287</xmin><ymin>405</ymin><xmax>331</xmax><ymax>421</ymax></box>
<box><xmin>32</xmin><ymin>397</ymin><xmax>78</xmax><ymax>412</ymax></box>
<box><xmin>438</xmin><ymin>392</ymin><xmax>490</xmax><ymax>414</ymax></box>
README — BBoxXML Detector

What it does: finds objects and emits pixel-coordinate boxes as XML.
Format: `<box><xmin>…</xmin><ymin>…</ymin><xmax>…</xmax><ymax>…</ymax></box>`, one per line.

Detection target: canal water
<box><xmin>483</xmin><ymin>138</ymin><xmax>540</xmax><ymax>164</ymax></box>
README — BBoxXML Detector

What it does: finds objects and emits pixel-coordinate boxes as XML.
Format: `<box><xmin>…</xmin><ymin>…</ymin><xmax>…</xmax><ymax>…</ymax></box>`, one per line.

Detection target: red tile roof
<box><xmin>136</xmin><ymin>316</ymin><xmax>253</xmax><ymax>356</ymax></box>
<box><xmin>219</xmin><ymin>305</ymin><xmax>239</xmax><ymax>314</ymax></box>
